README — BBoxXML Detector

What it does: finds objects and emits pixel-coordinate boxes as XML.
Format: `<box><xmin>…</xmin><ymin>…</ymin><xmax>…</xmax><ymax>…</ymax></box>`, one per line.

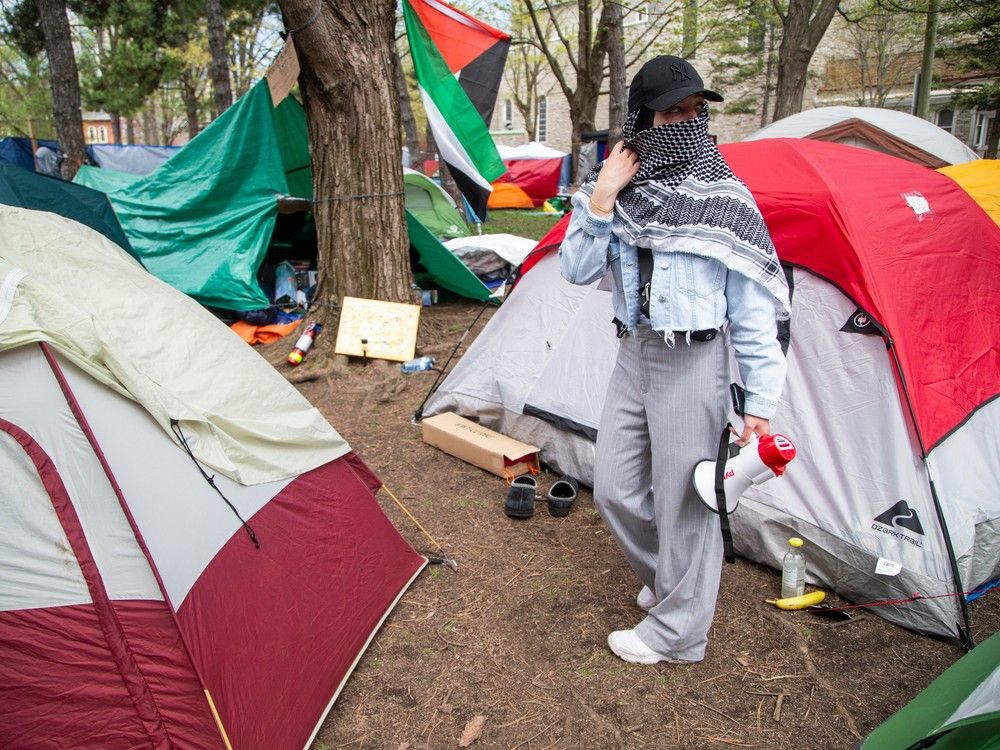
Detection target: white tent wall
<box><xmin>424</xmin><ymin>256</ymin><xmax>1000</xmax><ymax>637</ymax></box>
<box><xmin>52</xmin><ymin>348</ymin><xmax>291</xmax><ymax>608</ymax></box>
<box><xmin>0</xmin><ymin>345</ymin><xmax>163</xmax><ymax>607</ymax></box>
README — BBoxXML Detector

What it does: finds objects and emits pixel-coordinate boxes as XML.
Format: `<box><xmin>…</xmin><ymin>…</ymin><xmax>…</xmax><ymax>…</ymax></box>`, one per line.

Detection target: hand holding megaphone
<box><xmin>692</xmin><ymin>430</ymin><xmax>797</xmax><ymax>515</ymax></box>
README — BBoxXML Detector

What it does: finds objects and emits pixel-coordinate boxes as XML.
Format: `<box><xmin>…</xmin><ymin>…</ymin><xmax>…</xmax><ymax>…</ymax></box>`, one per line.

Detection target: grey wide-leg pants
<box><xmin>594</xmin><ymin>326</ymin><xmax>730</xmax><ymax>662</ymax></box>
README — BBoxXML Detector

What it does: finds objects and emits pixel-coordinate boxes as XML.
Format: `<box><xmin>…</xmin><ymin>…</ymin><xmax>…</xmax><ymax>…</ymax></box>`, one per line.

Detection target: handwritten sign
<box><xmin>266</xmin><ymin>38</ymin><xmax>300</xmax><ymax>106</ymax></box>
<box><xmin>334</xmin><ymin>296</ymin><xmax>420</xmax><ymax>362</ymax></box>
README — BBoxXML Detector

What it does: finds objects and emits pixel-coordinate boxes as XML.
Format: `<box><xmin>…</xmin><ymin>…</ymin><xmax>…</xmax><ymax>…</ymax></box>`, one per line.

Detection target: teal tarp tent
<box><xmin>76</xmin><ymin>81</ymin><xmax>488</xmax><ymax>310</ymax></box>
<box><xmin>861</xmin><ymin>629</ymin><xmax>1000</xmax><ymax>749</ymax></box>
<box><xmin>75</xmin><ymin>81</ymin><xmax>286</xmax><ymax>310</ymax></box>
<box><xmin>0</xmin><ymin>163</ymin><xmax>134</xmax><ymax>255</ymax></box>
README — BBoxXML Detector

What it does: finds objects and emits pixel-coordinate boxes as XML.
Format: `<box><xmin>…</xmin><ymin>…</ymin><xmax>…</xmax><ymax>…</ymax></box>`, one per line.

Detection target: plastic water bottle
<box><xmin>781</xmin><ymin>537</ymin><xmax>807</xmax><ymax>598</ymax></box>
<box><xmin>400</xmin><ymin>356</ymin><xmax>435</xmax><ymax>373</ymax></box>
<box><xmin>287</xmin><ymin>322</ymin><xmax>322</xmax><ymax>366</ymax></box>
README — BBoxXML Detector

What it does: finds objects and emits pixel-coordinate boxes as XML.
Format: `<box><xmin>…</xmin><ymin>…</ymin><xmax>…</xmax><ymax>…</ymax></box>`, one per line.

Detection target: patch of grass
<box><xmin>482</xmin><ymin>209</ymin><xmax>564</xmax><ymax>241</ymax></box>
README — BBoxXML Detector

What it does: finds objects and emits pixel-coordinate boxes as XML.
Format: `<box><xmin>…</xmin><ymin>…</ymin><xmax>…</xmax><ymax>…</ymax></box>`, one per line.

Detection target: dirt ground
<box><xmin>261</xmin><ymin>299</ymin><xmax>999</xmax><ymax>750</ymax></box>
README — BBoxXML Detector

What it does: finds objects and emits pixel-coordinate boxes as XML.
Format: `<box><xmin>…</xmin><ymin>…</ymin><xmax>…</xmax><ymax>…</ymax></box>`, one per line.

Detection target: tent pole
<box><xmin>886</xmin><ymin>338</ymin><xmax>975</xmax><ymax>651</ymax></box>
<box><xmin>411</xmin><ymin>295</ymin><xmax>494</xmax><ymax>423</ymax></box>
<box><xmin>411</xmin><ymin>242</ymin><xmax>560</xmax><ymax>424</ymax></box>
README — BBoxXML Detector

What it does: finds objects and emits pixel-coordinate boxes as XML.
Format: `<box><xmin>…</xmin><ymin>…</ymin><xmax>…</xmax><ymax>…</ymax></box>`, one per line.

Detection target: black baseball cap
<box><xmin>628</xmin><ymin>55</ymin><xmax>723</xmax><ymax>113</ymax></box>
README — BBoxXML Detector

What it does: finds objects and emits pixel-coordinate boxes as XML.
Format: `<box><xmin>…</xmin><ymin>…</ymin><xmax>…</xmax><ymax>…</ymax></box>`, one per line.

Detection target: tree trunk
<box><xmin>206</xmin><ymin>0</ymin><xmax>233</xmax><ymax>118</ymax></box>
<box><xmin>125</xmin><ymin>117</ymin><xmax>135</xmax><ymax>144</ymax></box>
<box><xmin>986</xmin><ymin>96</ymin><xmax>1000</xmax><ymax>159</ymax></box>
<box><xmin>180</xmin><ymin>70</ymin><xmax>202</xmax><ymax>139</ymax></box>
<box><xmin>914</xmin><ymin>0</ymin><xmax>939</xmax><ymax>119</ymax></box>
<box><xmin>35</xmin><ymin>0</ymin><xmax>86</xmax><ymax>179</ymax></box>
<box><xmin>277</xmin><ymin>0</ymin><xmax>412</xmax><ymax>313</ymax></box>
<box><xmin>760</xmin><ymin>21</ymin><xmax>776</xmax><ymax>128</ymax></box>
<box><xmin>111</xmin><ymin>111</ymin><xmax>122</xmax><ymax>144</ymax></box>
<box><xmin>394</xmin><ymin>50</ymin><xmax>420</xmax><ymax>168</ymax></box>
<box><xmin>607</xmin><ymin>2</ymin><xmax>625</xmax><ymax>150</ymax></box>
<box><xmin>682</xmin><ymin>0</ymin><xmax>698</xmax><ymax>59</ymax></box>
<box><xmin>142</xmin><ymin>104</ymin><xmax>157</xmax><ymax>145</ymax></box>
<box><xmin>772</xmin><ymin>0</ymin><xmax>840</xmax><ymax>121</ymax></box>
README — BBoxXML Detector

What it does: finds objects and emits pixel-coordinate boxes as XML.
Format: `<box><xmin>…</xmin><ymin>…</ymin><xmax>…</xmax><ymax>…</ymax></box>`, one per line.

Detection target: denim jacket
<box><xmin>558</xmin><ymin>191</ymin><xmax>787</xmax><ymax>419</ymax></box>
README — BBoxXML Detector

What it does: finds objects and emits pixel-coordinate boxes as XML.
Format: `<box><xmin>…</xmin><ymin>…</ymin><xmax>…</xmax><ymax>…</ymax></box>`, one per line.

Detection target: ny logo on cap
<box><xmin>670</xmin><ymin>62</ymin><xmax>693</xmax><ymax>82</ymax></box>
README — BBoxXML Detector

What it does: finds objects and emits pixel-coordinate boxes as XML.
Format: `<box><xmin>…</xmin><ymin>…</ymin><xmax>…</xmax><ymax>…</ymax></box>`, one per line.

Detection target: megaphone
<box><xmin>693</xmin><ymin>432</ymin><xmax>796</xmax><ymax>515</ymax></box>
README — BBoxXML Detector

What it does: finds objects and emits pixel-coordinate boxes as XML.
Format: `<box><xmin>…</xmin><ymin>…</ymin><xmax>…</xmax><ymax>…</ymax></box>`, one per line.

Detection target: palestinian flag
<box><xmin>402</xmin><ymin>0</ymin><xmax>509</xmax><ymax>222</ymax></box>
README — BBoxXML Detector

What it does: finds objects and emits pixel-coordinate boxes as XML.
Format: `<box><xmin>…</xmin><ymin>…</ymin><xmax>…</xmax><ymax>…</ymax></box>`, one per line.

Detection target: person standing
<box><xmin>559</xmin><ymin>56</ymin><xmax>790</xmax><ymax>664</ymax></box>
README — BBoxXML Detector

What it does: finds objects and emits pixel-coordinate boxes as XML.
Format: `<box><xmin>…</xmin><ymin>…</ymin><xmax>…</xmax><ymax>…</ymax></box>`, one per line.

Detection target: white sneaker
<box><xmin>636</xmin><ymin>585</ymin><xmax>657</xmax><ymax>610</ymax></box>
<box><xmin>607</xmin><ymin>629</ymin><xmax>686</xmax><ymax>665</ymax></box>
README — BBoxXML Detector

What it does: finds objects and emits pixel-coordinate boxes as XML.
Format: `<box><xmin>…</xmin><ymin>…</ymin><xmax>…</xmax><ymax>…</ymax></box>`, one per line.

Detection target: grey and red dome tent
<box><xmin>424</xmin><ymin>138</ymin><xmax>1000</xmax><ymax>640</ymax></box>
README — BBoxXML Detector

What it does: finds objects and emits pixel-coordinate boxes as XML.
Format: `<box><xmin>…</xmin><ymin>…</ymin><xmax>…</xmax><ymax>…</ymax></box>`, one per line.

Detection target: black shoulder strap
<box><xmin>715</xmin><ymin>425</ymin><xmax>735</xmax><ymax>564</ymax></box>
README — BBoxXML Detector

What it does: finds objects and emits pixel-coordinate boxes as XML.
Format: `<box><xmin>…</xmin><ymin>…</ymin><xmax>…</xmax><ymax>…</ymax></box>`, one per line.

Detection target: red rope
<box><xmin>823</xmin><ymin>589</ymin><xmax>979</xmax><ymax>612</ymax></box>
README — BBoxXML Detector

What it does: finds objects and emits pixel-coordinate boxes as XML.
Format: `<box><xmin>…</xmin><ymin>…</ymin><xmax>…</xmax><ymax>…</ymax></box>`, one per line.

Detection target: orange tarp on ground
<box><xmin>230</xmin><ymin>319</ymin><xmax>301</xmax><ymax>345</ymax></box>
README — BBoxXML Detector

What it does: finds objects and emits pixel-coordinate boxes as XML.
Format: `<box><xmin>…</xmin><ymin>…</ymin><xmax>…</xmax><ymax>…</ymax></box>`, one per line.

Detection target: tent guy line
<box><xmin>171</xmin><ymin>419</ymin><xmax>260</xmax><ymax>549</ymax></box>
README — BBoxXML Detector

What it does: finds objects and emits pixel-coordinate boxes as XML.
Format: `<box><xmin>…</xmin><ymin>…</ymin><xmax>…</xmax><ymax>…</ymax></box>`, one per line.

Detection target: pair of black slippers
<box><xmin>504</xmin><ymin>475</ymin><xmax>579</xmax><ymax>519</ymax></box>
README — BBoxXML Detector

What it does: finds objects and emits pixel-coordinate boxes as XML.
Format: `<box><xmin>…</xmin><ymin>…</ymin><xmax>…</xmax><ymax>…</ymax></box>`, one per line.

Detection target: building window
<box><xmin>504</xmin><ymin>99</ymin><xmax>513</xmax><ymax>129</ymax></box>
<box><xmin>536</xmin><ymin>96</ymin><xmax>547</xmax><ymax>142</ymax></box>
<box><xmin>973</xmin><ymin>111</ymin><xmax>995</xmax><ymax>148</ymax></box>
<box><xmin>98</xmin><ymin>126</ymin><xmax>108</xmax><ymax>143</ymax></box>
<box><xmin>936</xmin><ymin>108</ymin><xmax>954</xmax><ymax>133</ymax></box>
<box><xmin>87</xmin><ymin>126</ymin><xmax>96</xmax><ymax>143</ymax></box>
<box><xmin>625</xmin><ymin>4</ymin><xmax>648</xmax><ymax>25</ymax></box>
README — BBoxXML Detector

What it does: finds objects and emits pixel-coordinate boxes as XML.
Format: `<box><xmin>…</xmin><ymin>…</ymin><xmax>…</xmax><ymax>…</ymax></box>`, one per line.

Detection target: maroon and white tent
<box><xmin>1</xmin><ymin>206</ymin><xmax>425</xmax><ymax>749</ymax></box>
<box><xmin>425</xmin><ymin>139</ymin><xmax>1000</xmax><ymax>639</ymax></box>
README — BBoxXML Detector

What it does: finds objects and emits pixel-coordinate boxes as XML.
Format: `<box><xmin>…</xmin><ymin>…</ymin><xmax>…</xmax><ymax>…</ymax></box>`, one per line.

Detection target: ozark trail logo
<box><xmin>872</xmin><ymin>500</ymin><xmax>925</xmax><ymax>548</ymax></box>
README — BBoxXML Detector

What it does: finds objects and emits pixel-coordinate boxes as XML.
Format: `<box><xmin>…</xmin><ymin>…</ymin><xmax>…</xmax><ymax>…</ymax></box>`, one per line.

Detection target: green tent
<box><xmin>861</xmin><ymin>629</ymin><xmax>1000</xmax><ymax>749</ymax></box>
<box><xmin>75</xmin><ymin>80</ymin><xmax>487</xmax><ymax>310</ymax></box>
<box><xmin>0</xmin><ymin>163</ymin><xmax>134</xmax><ymax>255</ymax></box>
<box><xmin>406</xmin><ymin>211</ymin><xmax>491</xmax><ymax>302</ymax></box>
<box><xmin>403</xmin><ymin>168</ymin><xmax>469</xmax><ymax>239</ymax></box>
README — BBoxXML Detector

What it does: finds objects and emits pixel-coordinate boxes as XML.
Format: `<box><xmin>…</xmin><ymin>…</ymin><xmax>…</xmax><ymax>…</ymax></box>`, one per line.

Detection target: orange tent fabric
<box><xmin>230</xmin><ymin>319</ymin><xmax>301</xmax><ymax>345</ymax></box>
<box><xmin>488</xmin><ymin>182</ymin><xmax>534</xmax><ymax>209</ymax></box>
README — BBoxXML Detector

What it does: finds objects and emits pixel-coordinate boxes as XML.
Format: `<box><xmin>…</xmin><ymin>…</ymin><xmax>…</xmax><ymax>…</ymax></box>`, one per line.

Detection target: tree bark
<box><xmin>771</xmin><ymin>0</ymin><xmax>840</xmax><ymax>121</ymax></box>
<box><xmin>394</xmin><ymin>49</ymin><xmax>420</xmax><ymax>168</ymax></box>
<box><xmin>607</xmin><ymin>1</ymin><xmax>625</xmax><ymax>150</ymax></box>
<box><xmin>914</xmin><ymin>0</ymin><xmax>939</xmax><ymax>119</ymax></box>
<box><xmin>986</xmin><ymin>96</ymin><xmax>1000</xmax><ymax>159</ymax></box>
<box><xmin>277</xmin><ymin>0</ymin><xmax>412</xmax><ymax>312</ymax></box>
<box><xmin>35</xmin><ymin>0</ymin><xmax>86</xmax><ymax>179</ymax></box>
<box><xmin>111</xmin><ymin>111</ymin><xmax>122</xmax><ymax>144</ymax></box>
<box><xmin>142</xmin><ymin>104</ymin><xmax>157</xmax><ymax>145</ymax></box>
<box><xmin>180</xmin><ymin>69</ymin><xmax>202</xmax><ymax>139</ymax></box>
<box><xmin>206</xmin><ymin>0</ymin><xmax>233</xmax><ymax>118</ymax></box>
<box><xmin>682</xmin><ymin>0</ymin><xmax>698</xmax><ymax>59</ymax></box>
<box><xmin>760</xmin><ymin>21</ymin><xmax>776</xmax><ymax>127</ymax></box>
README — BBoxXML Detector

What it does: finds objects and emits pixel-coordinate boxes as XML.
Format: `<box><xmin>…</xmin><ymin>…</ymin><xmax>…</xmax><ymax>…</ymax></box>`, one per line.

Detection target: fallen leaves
<box><xmin>458</xmin><ymin>714</ymin><xmax>487</xmax><ymax>747</ymax></box>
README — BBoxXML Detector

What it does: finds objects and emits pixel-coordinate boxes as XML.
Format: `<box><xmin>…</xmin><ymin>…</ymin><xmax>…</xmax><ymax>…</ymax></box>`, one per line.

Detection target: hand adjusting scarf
<box><xmin>580</xmin><ymin>107</ymin><xmax>790</xmax><ymax>316</ymax></box>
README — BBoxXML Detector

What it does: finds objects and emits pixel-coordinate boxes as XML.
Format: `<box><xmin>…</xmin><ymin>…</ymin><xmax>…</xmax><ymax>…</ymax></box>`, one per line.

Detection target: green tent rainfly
<box><xmin>860</xmin><ymin>628</ymin><xmax>1000</xmax><ymax>750</ymax></box>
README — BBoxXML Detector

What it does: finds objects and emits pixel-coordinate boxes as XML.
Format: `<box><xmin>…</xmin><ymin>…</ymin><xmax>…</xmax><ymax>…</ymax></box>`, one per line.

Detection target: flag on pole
<box><xmin>402</xmin><ymin>0</ymin><xmax>510</xmax><ymax>222</ymax></box>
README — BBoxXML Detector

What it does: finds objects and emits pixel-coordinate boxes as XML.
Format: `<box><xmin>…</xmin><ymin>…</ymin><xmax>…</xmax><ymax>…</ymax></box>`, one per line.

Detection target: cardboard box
<box><xmin>421</xmin><ymin>412</ymin><xmax>540</xmax><ymax>480</ymax></box>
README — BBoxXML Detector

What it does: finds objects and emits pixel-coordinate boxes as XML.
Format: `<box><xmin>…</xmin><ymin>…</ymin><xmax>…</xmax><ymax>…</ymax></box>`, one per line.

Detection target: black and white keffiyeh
<box><xmin>580</xmin><ymin>107</ymin><xmax>789</xmax><ymax>315</ymax></box>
